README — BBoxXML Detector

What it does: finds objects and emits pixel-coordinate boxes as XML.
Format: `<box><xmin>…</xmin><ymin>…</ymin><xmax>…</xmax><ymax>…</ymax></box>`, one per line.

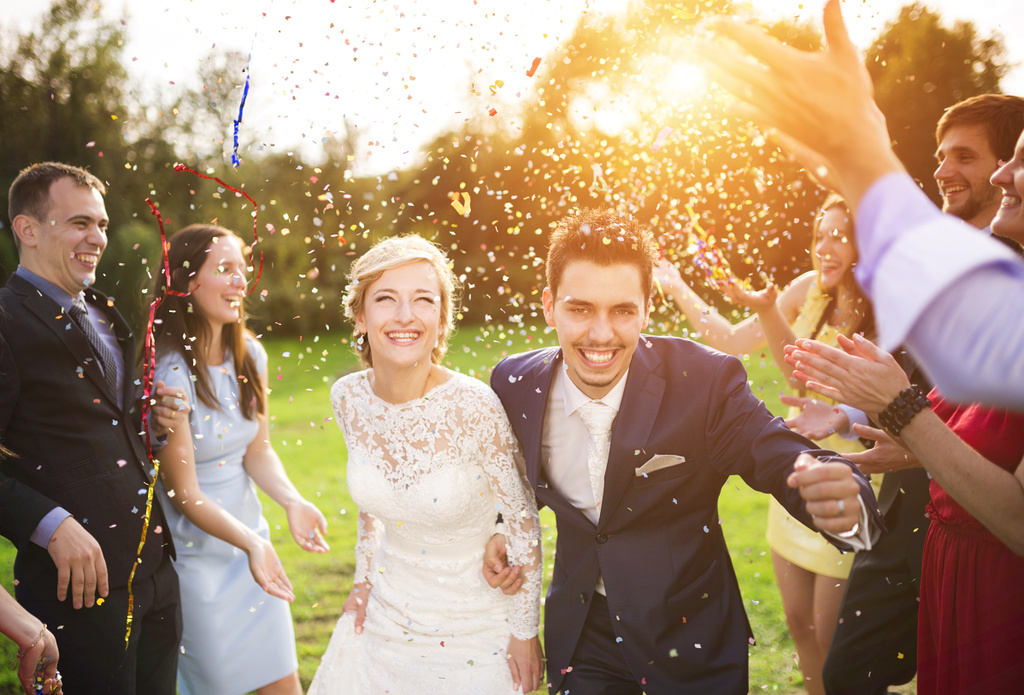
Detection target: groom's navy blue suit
<box><xmin>492</xmin><ymin>335</ymin><xmax>882</xmax><ymax>694</ymax></box>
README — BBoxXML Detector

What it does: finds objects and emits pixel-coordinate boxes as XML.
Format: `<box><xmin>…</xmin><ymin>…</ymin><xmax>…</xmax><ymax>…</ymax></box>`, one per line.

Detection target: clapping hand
<box><xmin>846</xmin><ymin>424</ymin><xmax>921</xmax><ymax>475</ymax></box>
<box><xmin>286</xmin><ymin>498</ymin><xmax>330</xmax><ymax>553</ymax></box>
<box><xmin>785</xmin><ymin>334</ymin><xmax>910</xmax><ymax>415</ymax></box>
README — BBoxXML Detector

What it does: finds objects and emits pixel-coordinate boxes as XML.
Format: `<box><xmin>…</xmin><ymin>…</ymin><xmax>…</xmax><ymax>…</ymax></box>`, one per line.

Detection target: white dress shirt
<box><xmin>542</xmin><ymin>366</ymin><xmax>629</xmax><ymax>594</ymax></box>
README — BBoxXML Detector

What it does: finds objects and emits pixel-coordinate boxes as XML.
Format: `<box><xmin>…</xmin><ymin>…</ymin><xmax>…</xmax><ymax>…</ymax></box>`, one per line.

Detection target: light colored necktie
<box><xmin>68</xmin><ymin>297</ymin><xmax>119</xmax><ymax>396</ymax></box>
<box><xmin>576</xmin><ymin>400</ymin><xmax>616</xmax><ymax>513</ymax></box>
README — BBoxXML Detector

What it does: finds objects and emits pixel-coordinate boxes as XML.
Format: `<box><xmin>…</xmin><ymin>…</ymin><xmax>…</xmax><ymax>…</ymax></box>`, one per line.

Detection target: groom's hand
<box><xmin>788</xmin><ymin>453</ymin><xmax>861</xmax><ymax>535</ymax></box>
<box><xmin>483</xmin><ymin>533</ymin><xmax>523</xmax><ymax>596</ymax></box>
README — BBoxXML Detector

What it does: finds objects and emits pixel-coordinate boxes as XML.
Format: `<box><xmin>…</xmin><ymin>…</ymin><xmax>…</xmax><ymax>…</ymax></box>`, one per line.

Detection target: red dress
<box><xmin>917</xmin><ymin>391</ymin><xmax>1024</xmax><ymax>695</ymax></box>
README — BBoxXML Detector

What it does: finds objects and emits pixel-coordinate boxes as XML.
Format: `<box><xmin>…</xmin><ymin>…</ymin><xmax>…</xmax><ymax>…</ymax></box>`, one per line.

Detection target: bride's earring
<box><xmin>356</xmin><ymin>334</ymin><xmax>365</xmax><ymax>350</ymax></box>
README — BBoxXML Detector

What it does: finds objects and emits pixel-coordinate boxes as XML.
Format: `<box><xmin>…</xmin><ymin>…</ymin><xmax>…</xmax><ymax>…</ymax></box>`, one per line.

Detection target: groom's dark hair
<box><xmin>546</xmin><ymin>208</ymin><xmax>659</xmax><ymax>299</ymax></box>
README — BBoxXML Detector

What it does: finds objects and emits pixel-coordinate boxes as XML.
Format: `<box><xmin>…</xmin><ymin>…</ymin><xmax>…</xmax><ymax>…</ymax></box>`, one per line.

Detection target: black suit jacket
<box><xmin>492</xmin><ymin>335</ymin><xmax>881</xmax><ymax>695</ymax></box>
<box><xmin>0</xmin><ymin>273</ymin><xmax>172</xmax><ymax>590</ymax></box>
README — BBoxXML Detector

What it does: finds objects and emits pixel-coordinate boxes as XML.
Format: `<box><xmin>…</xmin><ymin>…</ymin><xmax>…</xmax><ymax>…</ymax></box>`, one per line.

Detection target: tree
<box><xmin>867</xmin><ymin>3</ymin><xmax>1007</xmax><ymax>202</ymax></box>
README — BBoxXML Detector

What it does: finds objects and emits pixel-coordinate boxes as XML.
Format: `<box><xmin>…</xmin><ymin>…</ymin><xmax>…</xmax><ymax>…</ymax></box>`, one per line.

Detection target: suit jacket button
<box><xmin>595</xmin><ymin>534</ymin><xmax>608</xmax><ymax>544</ymax></box>
<box><xmin>579</xmin><ymin>593</ymin><xmax>587</xmax><ymax>604</ymax></box>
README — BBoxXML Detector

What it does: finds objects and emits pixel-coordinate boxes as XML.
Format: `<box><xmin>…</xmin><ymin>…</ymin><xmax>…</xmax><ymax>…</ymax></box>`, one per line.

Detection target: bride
<box><xmin>310</xmin><ymin>235</ymin><xmax>543</xmax><ymax>694</ymax></box>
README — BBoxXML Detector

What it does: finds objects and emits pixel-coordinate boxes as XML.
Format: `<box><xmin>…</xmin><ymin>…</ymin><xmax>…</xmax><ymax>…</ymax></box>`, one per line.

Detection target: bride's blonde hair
<box><xmin>344</xmin><ymin>234</ymin><xmax>461</xmax><ymax>368</ymax></box>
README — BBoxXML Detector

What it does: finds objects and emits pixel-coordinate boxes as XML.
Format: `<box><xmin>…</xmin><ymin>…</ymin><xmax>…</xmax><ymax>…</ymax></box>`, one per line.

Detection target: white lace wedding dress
<box><xmin>309</xmin><ymin>370</ymin><xmax>542</xmax><ymax>695</ymax></box>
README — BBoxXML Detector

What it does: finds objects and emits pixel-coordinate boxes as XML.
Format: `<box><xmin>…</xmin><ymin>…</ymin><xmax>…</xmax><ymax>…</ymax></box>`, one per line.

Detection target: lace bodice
<box><xmin>330</xmin><ymin>369</ymin><xmax>542</xmax><ymax>640</ymax></box>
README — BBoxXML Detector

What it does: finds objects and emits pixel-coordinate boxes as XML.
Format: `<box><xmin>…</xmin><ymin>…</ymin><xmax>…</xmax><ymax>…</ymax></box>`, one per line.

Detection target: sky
<box><xmin>2</xmin><ymin>0</ymin><xmax>1022</xmax><ymax>175</ymax></box>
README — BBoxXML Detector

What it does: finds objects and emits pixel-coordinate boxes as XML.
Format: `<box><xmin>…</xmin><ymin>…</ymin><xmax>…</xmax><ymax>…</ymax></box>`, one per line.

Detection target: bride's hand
<box><xmin>343</xmin><ymin>582</ymin><xmax>372</xmax><ymax>635</ymax></box>
<box><xmin>507</xmin><ymin>635</ymin><xmax>543</xmax><ymax>693</ymax></box>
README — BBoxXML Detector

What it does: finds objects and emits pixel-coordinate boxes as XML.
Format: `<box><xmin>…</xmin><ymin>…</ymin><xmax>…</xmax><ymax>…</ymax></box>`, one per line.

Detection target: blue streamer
<box><xmin>232</xmin><ymin>59</ymin><xmax>252</xmax><ymax>169</ymax></box>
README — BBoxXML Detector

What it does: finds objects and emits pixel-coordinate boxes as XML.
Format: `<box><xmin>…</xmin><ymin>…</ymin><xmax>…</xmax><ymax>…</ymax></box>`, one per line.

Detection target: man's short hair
<box><xmin>546</xmin><ymin>208</ymin><xmax>659</xmax><ymax>299</ymax></box>
<box><xmin>8</xmin><ymin>162</ymin><xmax>106</xmax><ymax>225</ymax></box>
<box><xmin>936</xmin><ymin>94</ymin><xmax>1024</xmax><ymax>160</ymax></box>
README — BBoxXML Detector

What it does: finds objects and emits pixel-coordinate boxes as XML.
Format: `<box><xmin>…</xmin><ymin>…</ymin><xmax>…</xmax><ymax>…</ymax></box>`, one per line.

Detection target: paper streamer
<box><xmin>125</xmin><ymin>165</ymin><xmax>263</xmax><ymax>647</ymax></box>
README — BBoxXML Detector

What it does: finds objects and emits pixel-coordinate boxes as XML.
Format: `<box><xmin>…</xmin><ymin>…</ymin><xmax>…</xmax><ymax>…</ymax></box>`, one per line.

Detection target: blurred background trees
<box><xmin>0</xmin><ymin>0</ymin><xmax>1009</xmax><ymax>338</ymax></box>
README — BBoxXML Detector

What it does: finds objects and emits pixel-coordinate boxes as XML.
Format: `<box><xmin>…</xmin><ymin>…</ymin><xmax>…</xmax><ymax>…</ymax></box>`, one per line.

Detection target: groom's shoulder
<box><xmin>491</xmin><ymin>346</ymin><xmax>558</xmax><ymax>389</ymax></box>
<box><xmin>643</xmin><ymin>334</ymin><xmax>738</xmax><ymax>369</ymax></box>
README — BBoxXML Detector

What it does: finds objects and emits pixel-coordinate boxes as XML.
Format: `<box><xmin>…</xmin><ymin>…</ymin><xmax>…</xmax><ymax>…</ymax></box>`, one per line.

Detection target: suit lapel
<box><xmin>599</xmin><ymin>338</ymin><xmax>666</xmax><ymax>527</ymax></box>
<box><xmin>516</xmin><ymin>352</ymin><xmax>559</xmax><ymax>491</ymax></box>
<box><xmin>16</xmin><ymin>278</ymin><xmax>113</xmax><ymax>400</ymax></box>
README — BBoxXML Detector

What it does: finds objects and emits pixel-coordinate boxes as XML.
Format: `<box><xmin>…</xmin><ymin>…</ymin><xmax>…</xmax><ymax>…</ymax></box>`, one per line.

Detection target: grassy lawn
<box><xmin>1</xmin><ymin>325</ymin><xmax>847</xmax><ymax>694</ymax></box>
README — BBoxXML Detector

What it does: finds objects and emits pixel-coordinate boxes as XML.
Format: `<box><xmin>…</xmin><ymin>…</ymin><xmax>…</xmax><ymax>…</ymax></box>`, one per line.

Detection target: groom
<box><xmin>485</xmin><ymin>208</ymin><xmax>882</xmax><ymax>694</ymax></box>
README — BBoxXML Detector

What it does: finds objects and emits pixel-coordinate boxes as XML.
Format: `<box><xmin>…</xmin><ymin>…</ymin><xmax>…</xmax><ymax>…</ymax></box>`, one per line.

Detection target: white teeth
<box><xmin>1002</xmin><ymin>196</ymin><xmax>1022</xmax><ymax>207</ymax></box>
<box><xmin>943</xmin><ymin>185</ymin><xmax>966</xmax><ymax>195</ymax></box>
<box><xmin>387</xmin><ymin>332</ymin><xmax>419</xmax><ymax>342</ymax></box>
<box><xmin>581</xmin><ymin>349</ymin><xmax>614</xmax><ymax>364</ymax></box>
<box><xmin>75</xmin><ymin>253</ymin><xmax>98</xmax><ymax>265</ymax></box>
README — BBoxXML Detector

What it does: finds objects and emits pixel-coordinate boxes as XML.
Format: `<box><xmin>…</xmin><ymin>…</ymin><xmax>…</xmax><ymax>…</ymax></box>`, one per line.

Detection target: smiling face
<box><xmin>355</xmin><ymin>260</ymin><xmax>444</xmax><ymax>371</ymax></box>
<box><xmin>15</xmin><ymin>177</ymin><xmax>109</xmax><ymax>296</ymax></box>
<box><xmin>934</xmin><ymin>123</ymin><xmax>1002</xmax><ymax>228</ymax></box>
<box><xmin>814</xmin><ymin>205</ymin><xmax>857</xmax><ymax>291</ymax></box>
<box><xmin>990</xmin><ymin>129</ymin><xmax>1024</xmax><ymax>243</ymax></box>
<box><xmin>188</xmin><ymin>234</ymin><xmax>249</xmax><ymax>330</ymax></box>
<box><xmin>543</xmin><ymin>260</ymin><xmax>651</xmax><ymax>399</ymax></box>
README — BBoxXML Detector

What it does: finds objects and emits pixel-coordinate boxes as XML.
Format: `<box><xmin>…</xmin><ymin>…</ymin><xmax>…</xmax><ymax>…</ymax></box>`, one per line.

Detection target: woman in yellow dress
<box><xmin>655</xmin><ymin>194</ymin><xmax>875</xmax><ymax>695</ymax></box>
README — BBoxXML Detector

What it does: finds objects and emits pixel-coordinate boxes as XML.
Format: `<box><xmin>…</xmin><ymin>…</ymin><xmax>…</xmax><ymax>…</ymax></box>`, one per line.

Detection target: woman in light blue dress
<box><xmin>153</xmin><ymin>224</ymin><xmax>330</xmax><ymax>695</ymax></box>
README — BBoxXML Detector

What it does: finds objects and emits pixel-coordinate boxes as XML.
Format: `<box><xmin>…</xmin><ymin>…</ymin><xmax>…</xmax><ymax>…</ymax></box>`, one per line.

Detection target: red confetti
<box><xmin>526</xmin><ymin>57</ymin><xmax>541</xmax><ymax>77</ymax></box>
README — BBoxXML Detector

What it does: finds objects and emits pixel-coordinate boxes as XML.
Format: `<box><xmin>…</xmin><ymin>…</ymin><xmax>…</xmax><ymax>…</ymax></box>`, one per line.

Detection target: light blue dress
<box><xmin>156</xmin><ymin>338</ymin><xmax>296</xmax><ymax>695</ymax></box>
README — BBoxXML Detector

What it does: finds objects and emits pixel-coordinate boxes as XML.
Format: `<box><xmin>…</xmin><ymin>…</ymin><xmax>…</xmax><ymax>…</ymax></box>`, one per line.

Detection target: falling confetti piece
<box><xmin>651</xmin><ymin>126</ymin><xmax>673</xmax><ymax>152</ymax></box>
<box><xmin>450</xmin><ymin>192</ymin><xmax>471</xmax><ymax>215</ymax></box>
<box><xmin>668</xmin><ymin>4</ymin><xmax>698</xmax><ymax>19</ymax></box>
<box><xmin>526</xmin><ymin>57</ymin><xmax>541</xmax><ymax>77</ymax></box>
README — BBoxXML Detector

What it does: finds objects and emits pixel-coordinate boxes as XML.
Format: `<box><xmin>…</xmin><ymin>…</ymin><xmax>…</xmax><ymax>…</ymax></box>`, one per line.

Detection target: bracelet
<box><xmin>15</xmin><ymin>624</ymin><xmax>45</xmax><ymax>661</ymax></box>
<box><xmin>878</xmin><ymin>385</ymin><xmax>931</xmax><ymax>437</ymax></box>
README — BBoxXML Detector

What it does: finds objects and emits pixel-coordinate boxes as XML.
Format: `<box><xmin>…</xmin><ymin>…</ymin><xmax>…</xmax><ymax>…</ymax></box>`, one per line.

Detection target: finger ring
<box><xmin>308</xmin><ymin>531</ymin><xmax>316</xmax><ymax>539</ymax></box>
<box><xmin>837</xmin><ymin>498</ymin><xmax>846</xmax><ymax>516</ymax></box>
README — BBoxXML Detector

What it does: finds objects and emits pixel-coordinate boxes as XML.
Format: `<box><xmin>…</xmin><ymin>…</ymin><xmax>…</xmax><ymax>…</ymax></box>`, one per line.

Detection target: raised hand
<box><xmin>787</xmin><ymin>453</ymin><xmax>861</xmax><ymax>535</ymax></box>
<box><xmin>703</xmin><ymin>0</ymin><xmax>904</xmax><ymax>208</ymax></box>
<box><xmin>786</xmin><ymin>334</ymin><xmax>910</xmax><ymax>415</ymax></box>
<box><xmin>343</xmin><ymin>582</ymin><xmax>372</xmax><ymax>635</ymax></box>
<box><xmin>46</xmin><ymin>516</ymin><xmax>108</xmax><ymax>609</ymax></box>
<box><xmin>780</xmin><ymin>394</ymin><xmax>851</xmax><ymax>440</ymax></box>
<box><xmin>846</xmin><ymin>424</ymin><xmax>920</xmax><ymax>475</ymax></box>
<box><xmin>723</xmin><ymin>279</ymin><xmax>777</xmax><ymax>312</ymax></box>
<box><xmin>286</xmin><ymin>498</ymin><xmax>330</xmax><ymax>553</ymax></box>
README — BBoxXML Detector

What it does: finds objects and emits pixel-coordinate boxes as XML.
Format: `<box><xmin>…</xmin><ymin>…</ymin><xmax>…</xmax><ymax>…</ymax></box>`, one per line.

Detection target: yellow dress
<box><xmin>765</xmin><ymin>282</ymin><xmax>882</xmax><ymax>579</ymax></box>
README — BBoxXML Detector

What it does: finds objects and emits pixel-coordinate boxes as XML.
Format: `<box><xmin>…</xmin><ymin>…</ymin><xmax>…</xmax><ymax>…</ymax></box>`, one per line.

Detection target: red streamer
<box><xmin>125</xmin><ymin>165</ymin><xmax>263</xmax><ymax>647</ymax></box>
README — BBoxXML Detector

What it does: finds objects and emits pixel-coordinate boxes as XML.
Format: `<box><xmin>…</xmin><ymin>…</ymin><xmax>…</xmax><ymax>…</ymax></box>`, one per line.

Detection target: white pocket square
<box><xmin>635</xmin><ymin>454</ymin><xmax>686</xmax><ymax>477</ymax></box>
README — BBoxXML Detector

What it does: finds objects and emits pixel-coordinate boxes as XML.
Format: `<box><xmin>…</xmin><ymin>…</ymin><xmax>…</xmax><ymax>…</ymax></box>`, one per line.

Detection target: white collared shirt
<box><xmin>541</xmin><ymin>365</ymin><xmax>629</xmax><ymax>595</ymax></box>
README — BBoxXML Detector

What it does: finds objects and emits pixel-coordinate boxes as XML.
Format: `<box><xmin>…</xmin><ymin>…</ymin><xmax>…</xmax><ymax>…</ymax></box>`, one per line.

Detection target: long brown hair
<box><xmin>811</xmin><ymin>194</ymin><xmax>875</xmax><ymax>340</ymax></box>
<box><xmin>151</xmin><ymin>224</ymin><xmax>265</xmax><ymax>419</ymax></box>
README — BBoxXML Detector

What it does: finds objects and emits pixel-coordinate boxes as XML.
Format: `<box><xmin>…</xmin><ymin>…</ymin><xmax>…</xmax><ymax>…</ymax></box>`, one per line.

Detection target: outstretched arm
<box><xmin>159</xmin><ymin>416</ymin><xmax>295</xmax><ymax>602</ymax></box>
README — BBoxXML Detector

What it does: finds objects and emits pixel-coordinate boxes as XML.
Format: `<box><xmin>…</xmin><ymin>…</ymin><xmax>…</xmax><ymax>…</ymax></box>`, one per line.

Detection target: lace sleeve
<box><xmin>475</xmin><ymin>389</ymin><xmax>542</xmax><ymax>640</ymax></box>
<box><xmin>353</xmin><ymin>509</ymin><xmax>384</xmax><ymax>585</ymax></box>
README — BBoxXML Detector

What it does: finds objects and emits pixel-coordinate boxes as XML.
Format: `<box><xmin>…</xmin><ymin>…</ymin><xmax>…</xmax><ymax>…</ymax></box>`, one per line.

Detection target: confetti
<box><xmin>651</xmin><ymin>126</ymin><xmax>673</xmax><ymax>152</ymax></box>
<box><xmin>526</xmin><ymin>57</ymin><xmax>541</xmax><ymax>77</ymax></box>
<box><xmin>450</xmin><ymin>192</ymin><xmax>471</xmax><ymax>216</ymax></box>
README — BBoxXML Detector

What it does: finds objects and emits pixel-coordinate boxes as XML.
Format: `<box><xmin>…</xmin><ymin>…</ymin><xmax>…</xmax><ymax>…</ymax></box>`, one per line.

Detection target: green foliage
<box><xmin>868</xmin><ymin>2</ymin><xmax>1008</xmax><ymax>203</ymax></box>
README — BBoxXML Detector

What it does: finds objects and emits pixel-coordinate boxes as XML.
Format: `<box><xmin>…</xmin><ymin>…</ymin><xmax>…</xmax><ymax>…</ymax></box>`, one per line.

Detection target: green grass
<box><xmin>0</xmin><ymin>327</ymin><xmax>819</xmax><ymax>694</ymax></box>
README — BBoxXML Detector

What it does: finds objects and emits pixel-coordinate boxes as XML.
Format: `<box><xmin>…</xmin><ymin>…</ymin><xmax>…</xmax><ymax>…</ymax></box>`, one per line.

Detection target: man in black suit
<box><xmin>0</xmin><ymin>162</ymin><xmax>182</xmax><ymax>694</ymax></box>
<box><xmin>484</xmin><ymin>209</ymin><xmax>883</xmax><ymax>694</ymax></box>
